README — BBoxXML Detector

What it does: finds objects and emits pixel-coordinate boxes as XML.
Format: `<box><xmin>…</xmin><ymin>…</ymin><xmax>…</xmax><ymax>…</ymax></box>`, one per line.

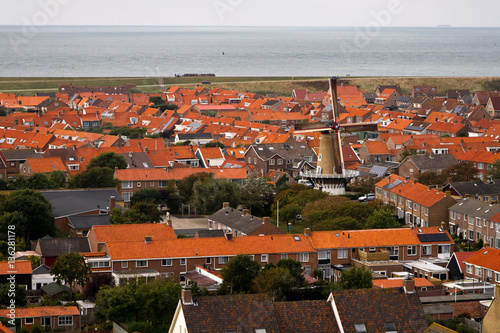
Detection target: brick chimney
<box><xmin>304</xmin><ymin>228</ymin><xmax>311</xmax><ymax>236</ymax></box>
<box><xmin>109</xmin><ymin>196</ymin><xmax>115</xmax><ymax>211</ymax></box>
<box><xmin>242</xmin><ymin>209</ymin><xmax>250</xmax><ymax>216</ymax></box>
<box><xmin>403</xmin><ymin>278</ymin><xmax>415</xmax><ymax>294</ymax></box>
<box><xmin>181</xmin><ymin>287</ymin><xmax>193</xmax><ymax>305</ymax></box>
<box><xmin>263</xmin><ymin>217</ymin><xmax>270</xmax><ymax>224</ymax></box>
<box><xmin>223</xmin><ymin>202</ymin><xmax>230</xmax><ymax>209</ymax></box>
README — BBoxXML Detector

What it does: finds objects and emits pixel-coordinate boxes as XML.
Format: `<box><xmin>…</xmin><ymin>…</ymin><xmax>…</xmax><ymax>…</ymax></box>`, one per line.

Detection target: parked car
<box><xmin>358</xmin><ymin>193</ymin><xmax>375</xmax><ymax>202</ymax></box>
<box><xmin>297</xmin><ymin>179</ymin><xmax>313</xmax><ymax>187</ymax></box>
<box><xmin>201</xmin><ymin>81</ymin><xmax>211</xmax><ymax>84</ymax></box>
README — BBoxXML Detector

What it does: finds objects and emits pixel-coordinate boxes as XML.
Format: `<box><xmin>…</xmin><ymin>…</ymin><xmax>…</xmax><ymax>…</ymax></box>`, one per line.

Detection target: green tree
<box><xmin>220</xmin><ymin>254</ymin><xmax>262</xmax><ymax>294</ymax></box>
<box><xmin>8</xmin><ymin>174</ymin><xmax>26</xmax><ymax>190</ymax></box>
<box><xmin>1</xmin><ymin>190</ymin><xmax>54</xmax><ymax>242</ymax></box>
<box><xmin>0</xmin><ymin>107</ymin><xmax>7</xmax><ymax>117</ymax></box>
<box><xmin>253</xmin><ymin>266</ymin><xmax>296</xmax><ymax>302</ymax></box>
<box><xmin>49</xmin><ymin>170</ymin><xmax>66</xmax><ymax>188</ymax></box>
<box><xmin>130</xmin><ymin>188</ymin><xmax>162</xmax><ymax>206</ymax></box>
<box><xmin>177</xmin><ymin>172</ymin><xmax>214</xmax><ymax>201</ymax></box>
<box><xmin>0</xmin><ymin>283</ymin><xmax>26</xmax><ymax>306</ymax></box>
<box><xmin>340</xmin><ymin>266</ymin><xmax>373</xmax><ymax>289</ymax></box>
<box><xmin>50</xmin><ymin>253</ymin><xmax>91</xmax><ymax>301</ymax></box>
<box><xmin>109</xmin><ymin>203</ymin><xmax>161</xmax><ymax>224</ymax></box>
<box><xmin>191</xmin><ymin>178</ymin><xmax>240</xmax><ymax>214</ymax></box>
<box><xmin>82</xmin><ymin>273</ymin><xmax>114</xmax><ymax>302</ymax></box>
<box><xmin>68</xmin><ymin>167</ymin><xmax>118</xmax><ymax>188</ymax></box>
<box><xmin>365</xmin><ymin>209</ymin><xmax>401</xmax><ymax>229</ymax></box>
<box><xmin>203</xmin><ymin>141</ymin><xmax>225</xmax><ymax>148</ymax></box>
<box><xmin>279</xmin><ymin>203</ymin><xmax>303</xmax><ymax>224</ymax></box>
<box><xmin>25</xmin><ymin>173</ymin><xmax>52</xmax><ymax>189</ymax></box>
<box><xmin>417</xmin><ymin>171</ymin><xmax>447</xmax><ymax>186</ymax></box>
<box><xmin>442</xmin><ymin>162</ymin><xmax>479</xmax><ymax>182</ymax></box>
<box><xmin>276</xmin><ymin>259</ymin><xmax>305</xmax><ymax>287</ymax></box>
<box><xmin>95</xmin><ymin>278</ymin><xmax>181</xmax><ymax>325</ymax></box>
<box><xmin>240</xmin><ymin>173</ymin><xmax>274</xmax><ymax>215</ymax></box>
<box><xmin>87</xmin><ymin>152</ymin><xmax>127</xmax><ymax>170</ymax></box>
<box><xmin>487</xmin><ymin>159</ymin><xmax>500</xmax><ymax>180</ymax></box>
<box><xmin>130</xmin><ymin>202</ymin><xmax>162</xmax><ymax>223</ymax></box>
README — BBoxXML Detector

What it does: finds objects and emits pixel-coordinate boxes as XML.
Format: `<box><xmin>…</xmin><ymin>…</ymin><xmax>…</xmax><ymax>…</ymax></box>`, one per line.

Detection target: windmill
<box><xmin>294</xmin><ymin>77</ymin><xmax>378</xmax><ymax>195</ymax></box>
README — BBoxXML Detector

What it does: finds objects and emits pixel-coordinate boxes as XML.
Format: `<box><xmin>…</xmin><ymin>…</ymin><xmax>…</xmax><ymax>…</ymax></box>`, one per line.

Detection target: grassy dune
<box><xmin>0</xmin><ymin>76</ymin><xmax>499</xmax><ymax>96</ymax></box>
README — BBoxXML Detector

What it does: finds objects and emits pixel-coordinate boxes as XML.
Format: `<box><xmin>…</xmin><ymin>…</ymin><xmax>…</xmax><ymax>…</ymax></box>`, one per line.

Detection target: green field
<box><xmin>0</xmin><ymin>76</ymin><xmax>499</xmax><ymax>97</ymax></box>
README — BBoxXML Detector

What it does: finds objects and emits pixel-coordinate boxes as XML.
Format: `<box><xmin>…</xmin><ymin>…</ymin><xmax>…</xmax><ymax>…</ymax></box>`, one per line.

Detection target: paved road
<box><xmin>169</xmin><ymin>215</ymin><xmax>208</xmax><ymax>230</ymax></box>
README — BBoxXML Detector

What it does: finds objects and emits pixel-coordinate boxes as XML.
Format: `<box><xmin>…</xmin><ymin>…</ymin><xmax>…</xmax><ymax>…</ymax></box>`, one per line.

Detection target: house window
<box><xmin>206</xmin><ymin>257</ymin><xmax>211</xmax><ymax>264</ymax></box>
<box><xmin>41</xmin><ymin>317</ymin><xmax>51</xmax><ymax>327</ymax></box>
<box><xmin>180</xmin><ymin>258</ymin><xmax>186</xmax><ymax>266</ymax></box>
<box><xmin>159</xmin><ymin>180</ymin><xmax>166</xmax><ymax>188</ymax></box>
<box><xmin>424</xmin><ymin>207</ymin><xmax>428</xmax><ymax>216</ymax></box>
<box><xmin>218</xmin><ymin>256</ymin><xmax>230</xmax><ymax>264</ymax></box>
<box><xmin>150</xmin><ymin>182</ymin><xmax>155</xmax><ymax>187</ymax></box>
<box><xmin>281</xmin><ymin>254</ymin><xmax>288</xmax><ymax>260</ymax></box>
<box><xmin>407</xmin><ymin>200</ymin><xmax>412</xmax><ymax>208</ymax></box>
<box><xmin>438</xmin><ymin>244</ymin><xmax>450</xmax><ymax>254</ymax></box>
<box><xmin>136</xmin><ymin>260</ymin><xmax>147</xmax><ymax>268</ymax></box>
<box><xmin>122</xmin><ymin>181</ymin><xmax>133</xmax><ymax>189</ymax></box>
<box><xmin>337</xmin><ymin>249</ymin><xmax>348</xmax><ymax>259</ymax></box>
<box><xmin>254</xmin><ymin>158</ymin><xmax>257</xmax><ymax>164</ymax></box>
<box><xmin>387</xmin><ymin>247</ymin><xmax>399</xmax><ymax>259</ymax></box>
<box><xmin>496</xmin><ymin>272</ymin><xmax>500</xmax><ymax>282</ymax></box>
<box><xmin>277</xmin><ymin>159</ymin><xmax>283</xmax><ymax>165</ymax></box>
<box><xmin>450</xmin><ymin>211</ymin><xmax>456</xmax><ymax>219</ymax></box>
<box><xmin>58</xmin><ymin>316</ymin><xmax>73</xmax><ymax>326</ymax></box>
<box><xmin>477</xmin><ymin>218</ymin><xmax>482</xmax><ymax>227</ymax></box>
<box><xmin>248</xmin><ymin>157</ymin><xmax>251</xmax><ymax>163</ymax></box>
<box><xmin>486</xmin><ymin>269</ymin><xmax>492</xmax><ymax>281</ymax></box>
<box><xmin>161</xmin><ymin>259</ymin><xmax>172</xmax><ymax>266</ymax></box>
<box><xmin>137</xmin><ymin>182</ymin><xmax>141</xmax><ymax>188</ymax></box>
<box><xmin>25</xmin><ymin>318</ymin><xmax>34</xmax><ymax>325</ymax></box>
<box><xmin>407</xmin><ymin>246</ymin><xmax>417</xmax><ymax>256</ymax></box>
<box><xmin>298</xmin><ymin>253</ymin><xmax>309</xmax><ymax>263</ymax></box>
<box><xmin>261</xmin><ymin>254</ymin><xmax>268</xmax><ymax>263</ymax></box>
<box><xmin>468</xmin><ymin>230</ymin><xmax>474</xmax><ymax>240</ymax></box>
<box><xmin>466</xmin><ymin>264</ymin><xmax>472</xmax><ymax>274</ymax></box>
<box><xmin>422</xmin><ymin>245</ymin><xmax>431</xmax><ymax>256</ymax></box>
<box><xmin>122</xmin><ymin>192</ymin><xmax>132</xmax><ymax>202</ymax></box>
<box><xmin>318</xmin><ymin>250</ymin><xmax>330</xmax><ymax>260</ymax></box>
<box><xmin>121</xmin><ymin>261</ymin><xmax>128</xmax><ymax>269</ymax></box>
<box><xmin>269</xmin><ymin>159</ymin><xmax>275</xmax><ymax>165</ymax></box>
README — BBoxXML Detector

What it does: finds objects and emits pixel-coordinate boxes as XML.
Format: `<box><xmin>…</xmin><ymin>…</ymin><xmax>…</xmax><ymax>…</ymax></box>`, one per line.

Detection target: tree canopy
<box><xmin>68</xmin><ymin>167</ymin><xmax>118</xmax><ymax>188</ymax></box>
<box><xmin>87</xmin><ymin>152</ymin><xmax>127</xmax><ymax>170</ymax></box>
<box><xmin>50</xmin><ymin>253</ymin><xmax>91</xmax><ymax>300</ymax></box>
<box><xmin>340</xmin><ymin>266</ymin><xmax>373</xmax><ymax>289</ymax></box>
<box><xmin>442</xmin><ymin>162</ymin><xmax>479</xmax><ymax>182</ymax></box>
<box><xmin>0</xmin><ymin>189</ymin><xmax>54</xmax><ymax>241</ymax></box>
<box><xmin>191</xmin><ymin>178</ymin><xmax>240</xmax><ymax>214</ymax></box>
<box><xmin>95</xmin><ymin>279</ymin><xmax>181</xmax><ymax>325</ymax></box>
<box><xmin>220</xmin><ymin>254</ymin><xmax>262</xmax><ymax>294</ymax></box>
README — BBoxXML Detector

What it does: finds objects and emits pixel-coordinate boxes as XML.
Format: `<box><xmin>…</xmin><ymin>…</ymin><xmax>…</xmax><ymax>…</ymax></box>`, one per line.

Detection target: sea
<box><xmin>0</xmin><ymin>25</ymin><xmax>499</xmax><ymax>77</ymax></box>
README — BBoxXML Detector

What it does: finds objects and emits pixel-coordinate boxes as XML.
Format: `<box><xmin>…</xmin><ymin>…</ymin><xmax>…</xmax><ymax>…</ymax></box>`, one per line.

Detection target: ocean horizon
<box><xmin>1</xmin><ymin>26</ymin><xmax>499</xmax><ymax>77</ymax></box>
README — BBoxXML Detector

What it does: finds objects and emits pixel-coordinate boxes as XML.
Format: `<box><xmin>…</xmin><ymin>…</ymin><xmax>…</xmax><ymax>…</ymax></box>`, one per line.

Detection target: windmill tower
<box><xmin>294</xmin><ymin>77</ymin><xmax>377</xmax><ymax>195</ymax></box>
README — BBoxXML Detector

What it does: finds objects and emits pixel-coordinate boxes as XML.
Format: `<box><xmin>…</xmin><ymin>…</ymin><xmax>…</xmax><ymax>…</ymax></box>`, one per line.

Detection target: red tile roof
<box><xmin>0</xmin><ymin>306</ymin><xmax>79</xmax><ymax>318</ymax></box>
<box><xmin>0</xmin><ymin>260</ymin><xmax>32</xmax><ymax>275</ymax></box>
<box><xmin>26</xmin><ymin>156</ymin><xmax>67</xmax><ymax>173</ymax></box>
<box><xmin>92</xmin><ymin>223</ymin><xmax>177</xmax><ymax>244</ymax></box>
<box><xmin>373</xmin><ymin>278</ymin><xmax>434</xmax><ymax>289</ymax></box>
<box><xmin>308</xmin><ymin>226</ymin><xmax>452</xmax><ymax>249</ymax></box>
<box><xmin>464</xmin><ymin>247</ymin><xmax>500</xmax><ymax>272</ymax></box>
<box><xmin>105</xmin><ymin>233</ymin><xmax>315</xmax><ymax>260</ymax></box>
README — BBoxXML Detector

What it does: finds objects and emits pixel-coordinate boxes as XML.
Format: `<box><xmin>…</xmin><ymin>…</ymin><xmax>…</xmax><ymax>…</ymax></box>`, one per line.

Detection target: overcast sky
<box><xmin>0</xmin><ymin>0</ymin><xmax>498</xmax><ymax>27</ymax></box>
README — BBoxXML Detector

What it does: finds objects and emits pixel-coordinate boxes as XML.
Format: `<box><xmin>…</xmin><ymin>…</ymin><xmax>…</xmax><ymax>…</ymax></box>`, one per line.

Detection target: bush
<box><xmin>127</xmin><ymin>321</ymin><xmax>154</xmax><ymax>333</ymax></box>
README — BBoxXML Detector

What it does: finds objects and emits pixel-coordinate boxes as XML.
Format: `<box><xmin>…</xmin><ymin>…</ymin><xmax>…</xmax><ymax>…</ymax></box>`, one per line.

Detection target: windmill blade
<box><xmin>294</xmin><ymin>121</ymin><xmax>332</xmax><ymax>131</ymax></box>
<box><xmin>340</xmin><ymin>122</ymin><xmax>379</xmax><ymax>133</ymax></box>
<box><xmin>329</xmin><ymin>77</ymin><xmax>340</xmax><ymax>122</ymax></box>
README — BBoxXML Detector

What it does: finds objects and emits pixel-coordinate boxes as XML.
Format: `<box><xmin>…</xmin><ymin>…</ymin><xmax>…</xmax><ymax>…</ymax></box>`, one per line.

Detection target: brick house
<box><xmin>1</xmin><ymin>149</ymin><xmax>42</xmax><ymax>178</ymax></box>
<box><xmin>20</xmin><ymin>156</ymin><xmax>68</xmax><ymax>179</ymax></box>
<box><xmin>358</xmin><ymin>140</ymin><xmax>391</xmax><ymax>164</ymax></box>
<box><xmin>485</xmin><ymin>96</ymin><xmax>500</xmax><ymax>118</ymax></box>
<box><xmin>87</xmin><ymin>223</ymin><xmax>317</xmax><ymax>284</ymax></box>
<box><xmin>412</xmin><ymin>85</ymin><xmax>438</xmax><ymax>98</ymax></box>
<box><xmin>448</xmin><ymin>198</ymin><xmax>500</xmax><ymax>247</ymax></box>
<box><xmin>375</xmin><ymin>174</ymin><xmax>457</xmax><ymax>227</ymax></box>
<box><xmin>443</xmin><ymin>180</ymin><xmax>500</xmax><ymax>203</ymax></box>
<box><xmin>0</xmin><ymin>306</ymin><xmax>80</xmax><ymax>331</ymax></box>
<box><xmin>397</xmin><ymin>154</ymin><xmax>457</xmax><ymax>181</ymax></box>
<box><xmin>464</xmin><ymin>247</ymin><xmax>500</xmax><ymax>287</ymax></box>
<box><xmin>456</xmin><ymin>150</ymin><xmax>498</xmax><ymax>181</ymax></box>
<box><xmin>244</xmin><ymin>137</ymin><xmax>316</xmax><ymax>177</ymax></box>
<box><xmin>307</xmin><ymin>226</ymin><xmax>454</xmax><ymax>280</ymax></box>
<box><xmin>114</xmin><ymin>167</ymin><xmax>247</xmax><ymax>203</ymax></box>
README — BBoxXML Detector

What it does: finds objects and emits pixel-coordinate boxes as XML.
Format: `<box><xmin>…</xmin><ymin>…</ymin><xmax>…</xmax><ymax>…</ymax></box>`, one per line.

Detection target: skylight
<box><xmin>293</xmin><ymin>236</ymin><xmax>301</xmax><ymax>241</ymax></box>
<box><xmin>335</xmin><ymin>233</ymin><xmax>340</xmax><ymax>237</ymax></box>
<box><xmin>354</xmin><ymin>323</ymin><xmax>367</xmax><ymax>333</ymax></box>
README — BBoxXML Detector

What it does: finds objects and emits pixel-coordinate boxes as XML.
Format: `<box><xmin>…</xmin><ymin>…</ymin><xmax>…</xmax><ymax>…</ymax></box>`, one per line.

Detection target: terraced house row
<box><xmin>81</xmin><ymin>223</ymin><xmax>454</xmax><ymax>285</ymax></box>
